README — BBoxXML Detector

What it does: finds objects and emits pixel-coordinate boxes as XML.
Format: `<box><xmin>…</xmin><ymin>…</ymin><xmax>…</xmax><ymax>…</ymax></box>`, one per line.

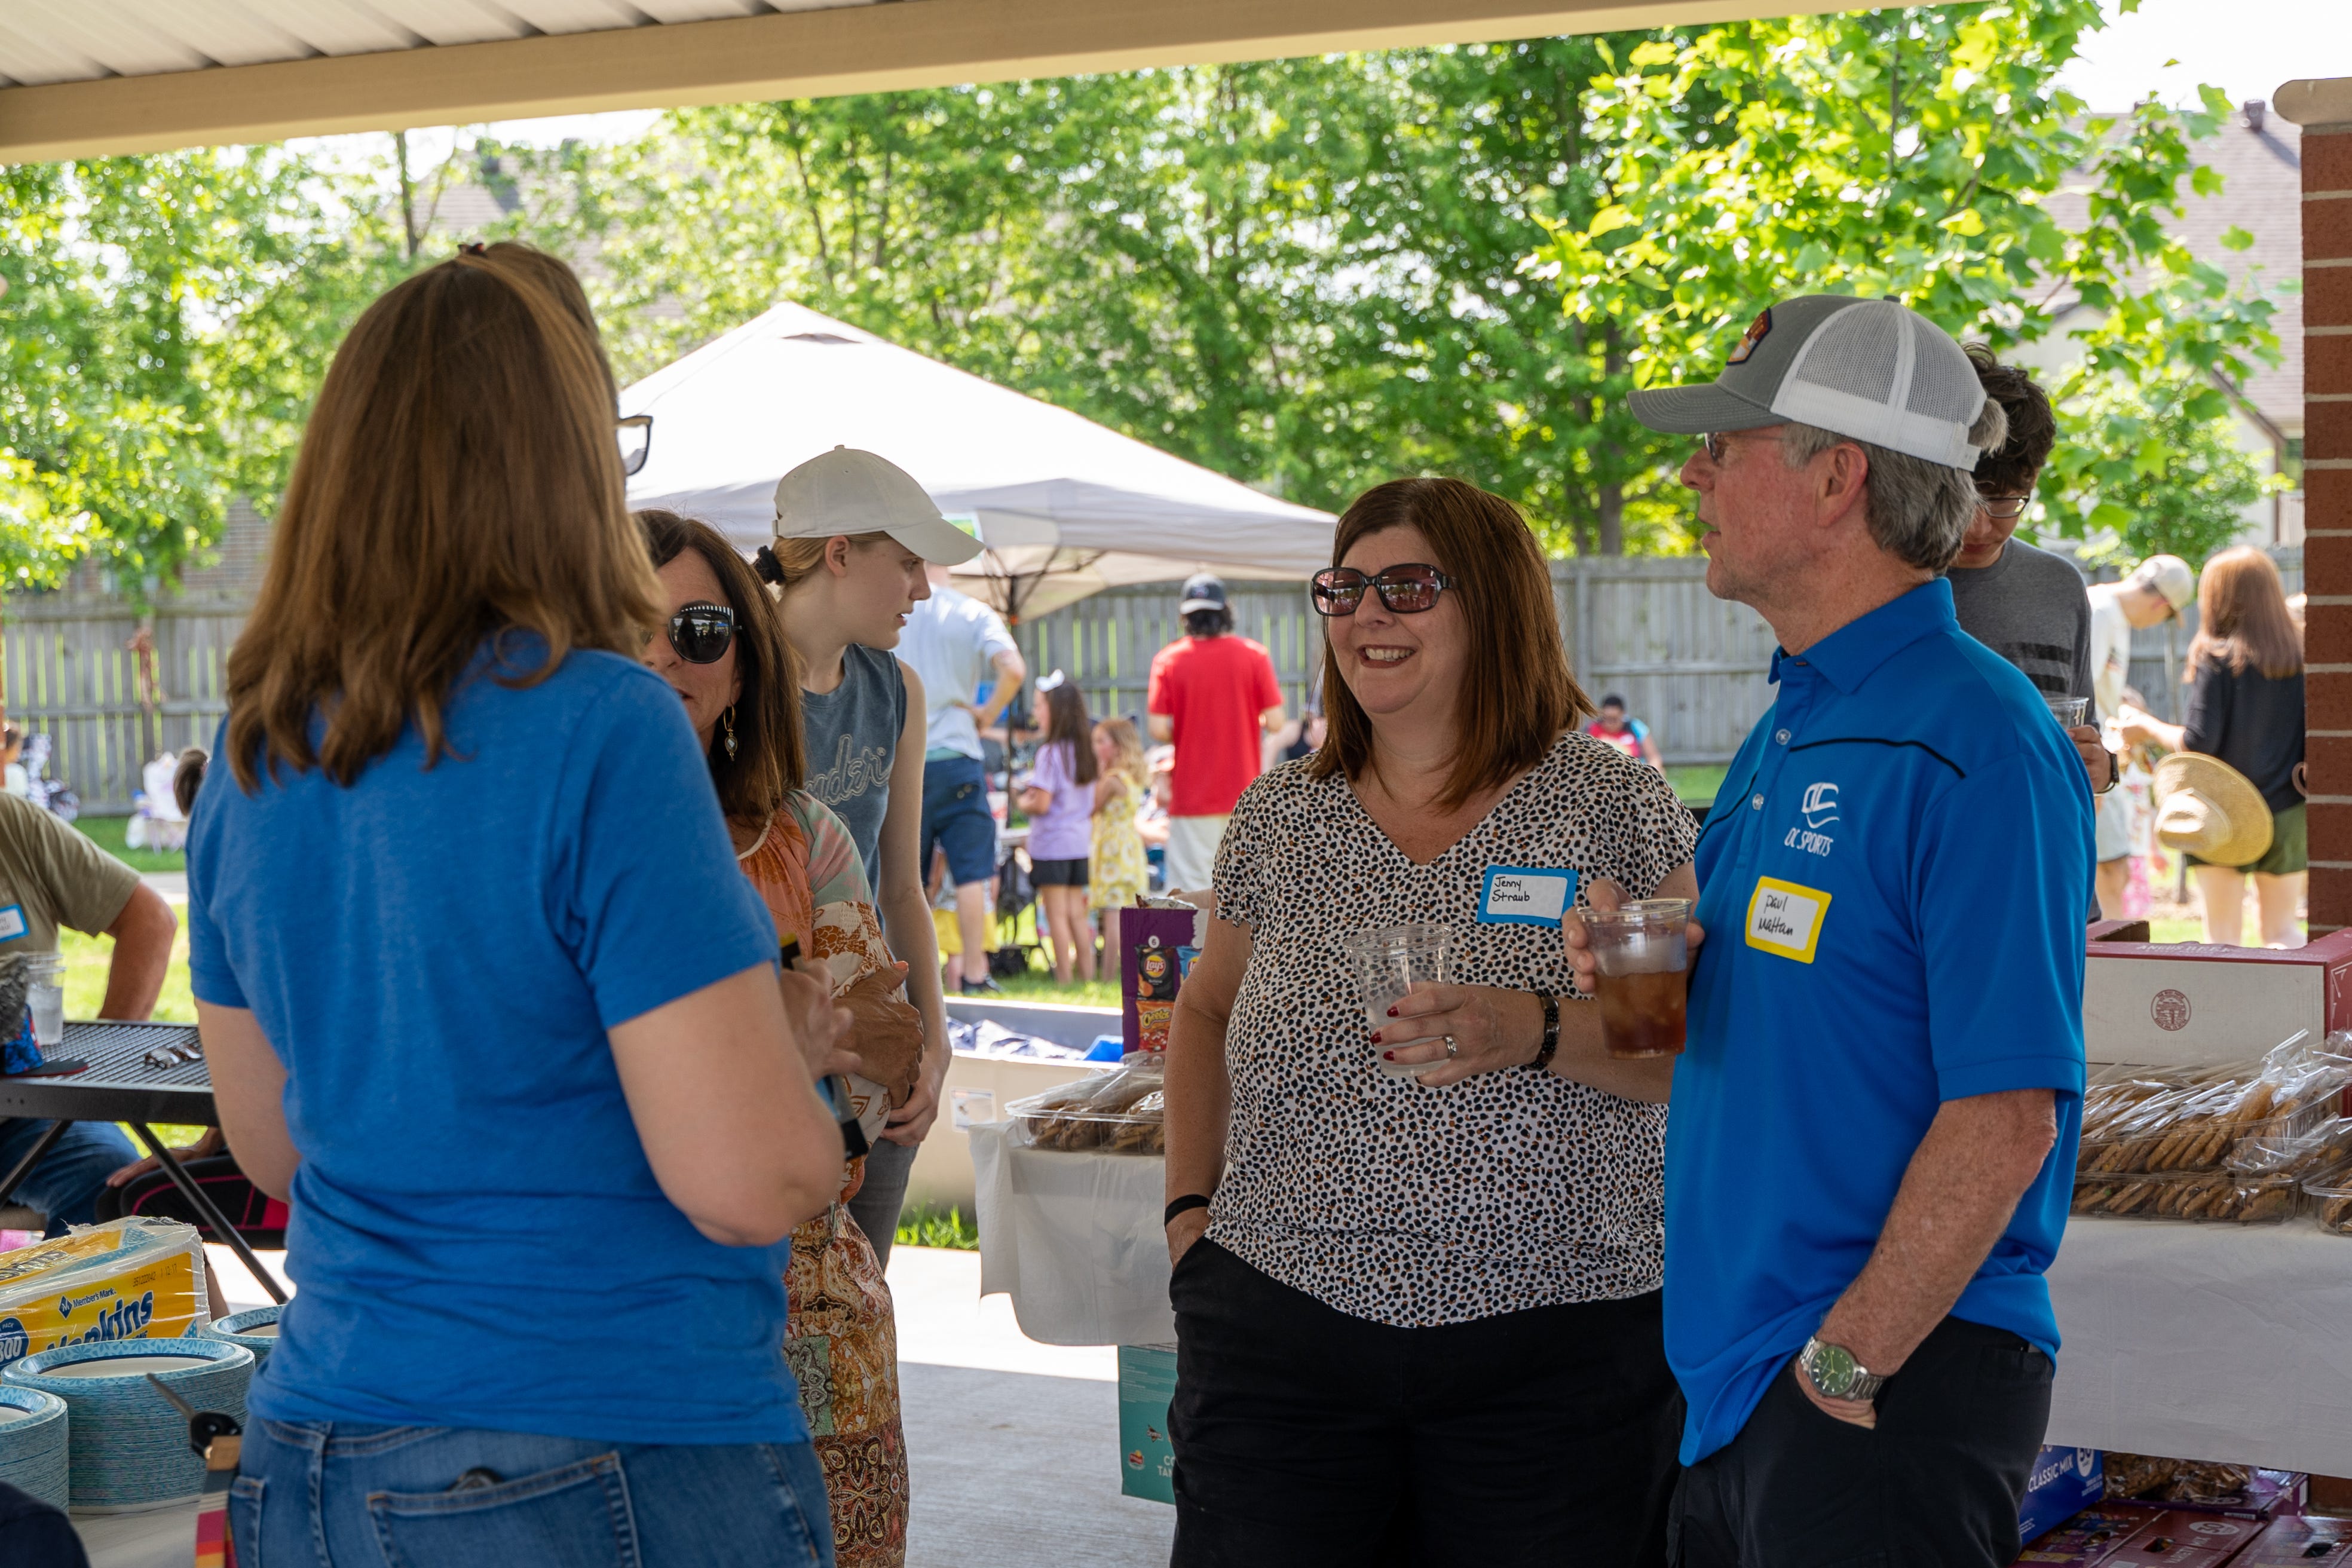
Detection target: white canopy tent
<box><xmin>621</xmin><ymin>302</ymin><xmax>1336</xmax><ymax>620</ymax></box>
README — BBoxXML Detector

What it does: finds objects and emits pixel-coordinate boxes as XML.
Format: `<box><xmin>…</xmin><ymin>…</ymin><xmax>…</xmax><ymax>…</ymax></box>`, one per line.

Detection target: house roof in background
<box><xmin>0</xmin><ymin>0</ymin><xmax>1849</xmax><ymax>164</ymax></box>
<box><xmin>2041</xmin><ymin>107</ymin><xmax>2304</xmax><ymax>434</ymax></box>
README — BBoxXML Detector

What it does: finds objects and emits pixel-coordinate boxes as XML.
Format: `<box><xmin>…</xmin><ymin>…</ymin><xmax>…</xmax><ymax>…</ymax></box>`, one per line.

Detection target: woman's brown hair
<box><xmin>2187</xmin><ymin>546</ymin><xmax>2302</xmax><ymax>682</ymax></box>
<box><xmin>1308</xmin><ymin>477</ymin><xmax>1590</xmax><ymax>808</ymax></box>
<box><xmin>226</xmin><ymin>243</ymin><xmax>659</xmax><ymax>791</ymax></box>
<box><xmin>1040</xmin><ymin>682</ymin><xmax>1100</xmax><ymax>786</ymax></box>
<box><xmin>639</xmin><ymin>509</ymin><xmax>807</xmax><ymax>823</ymax></box>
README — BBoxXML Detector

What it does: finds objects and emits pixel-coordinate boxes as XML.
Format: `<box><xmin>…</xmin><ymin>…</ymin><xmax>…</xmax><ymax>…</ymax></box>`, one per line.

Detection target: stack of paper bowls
<box><xmin>194</xmin><ymin>1306</ymin><xmax>281</xmax><ymax>1365</ymax></box>
<box><xmin>3</xmin><ymin>1339</ymin><xmax>252</xmax><ymax>1511</ymax></box>
<box><xmin>0</xmin><ymin>1387</ymin><xmax>68</xmax><ymax>1509</ymax></box>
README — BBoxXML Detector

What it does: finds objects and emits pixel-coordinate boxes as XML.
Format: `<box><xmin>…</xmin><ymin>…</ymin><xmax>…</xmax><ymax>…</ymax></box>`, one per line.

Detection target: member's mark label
<box><xmin>1745</xmin><ymin>877</ymin><xmax>1830</xmax><ymax>963</ymax></box>
<box><xmin>1478</xmin><ymin>866</ymin><xmax>1578</xmax><ymax>926</ymax></box>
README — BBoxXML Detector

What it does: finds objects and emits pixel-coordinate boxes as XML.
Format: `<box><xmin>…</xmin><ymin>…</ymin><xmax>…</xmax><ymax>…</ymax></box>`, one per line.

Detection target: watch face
<box><xmin>1808</xmin><ymin>1342</ymin><xmax>1857</xmax><ymax>1396</ymax></box>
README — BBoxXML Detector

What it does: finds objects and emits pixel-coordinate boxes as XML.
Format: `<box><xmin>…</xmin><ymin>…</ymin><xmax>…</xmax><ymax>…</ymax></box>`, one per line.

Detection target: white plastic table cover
<box><xmin>969</xmin><ymin>1122</ymin><xmax>1177</xmax><ymax>1347</ymax></box>
<box><xmin>2045</xmin><ymin>1217</ymin><xmax>2352</xmax><ymax>1476</ymax></box>
<box><xmin>967</xmin><ymin>1140</ymin><xmax>2352</xmax><ymax>1475</ymax></box>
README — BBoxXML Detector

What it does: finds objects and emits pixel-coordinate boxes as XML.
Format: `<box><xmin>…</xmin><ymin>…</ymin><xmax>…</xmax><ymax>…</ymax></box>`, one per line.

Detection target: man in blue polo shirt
<box><xmin>1629</xmin><ymin>295</ymin><xmax>2093</xmax><ymax>1568</ymax></box>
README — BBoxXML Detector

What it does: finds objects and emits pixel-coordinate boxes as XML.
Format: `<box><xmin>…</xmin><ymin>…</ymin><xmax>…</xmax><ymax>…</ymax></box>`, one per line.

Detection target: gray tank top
<box><xmin>801</xmin><ymin>644</ymin><xmax>905</xmax><ymax>889</ymax></box>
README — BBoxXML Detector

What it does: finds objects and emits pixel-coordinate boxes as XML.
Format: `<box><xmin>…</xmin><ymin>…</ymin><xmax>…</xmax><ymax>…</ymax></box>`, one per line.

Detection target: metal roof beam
<box><xmin>0</xmin><ymin>0</ymin><xmax>1838</xmax><ymax>163</ymax></box>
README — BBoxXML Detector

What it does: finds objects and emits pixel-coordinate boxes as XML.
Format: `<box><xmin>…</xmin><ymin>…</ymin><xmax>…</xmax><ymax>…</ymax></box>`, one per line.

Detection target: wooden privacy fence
<box><xmin>5</xmin><ymin>542</ymin><xmax>2301</xmax><ymax>811</ymax></box>
<box><xmin>2</xmin><ymin>599</ymin><xmax>238</xmax><ymax>814</ymax></box>
<box><xmin>1016</xmin><ymin>559</ymin><xmax>1781</xmax><ymax>765</ymax></box>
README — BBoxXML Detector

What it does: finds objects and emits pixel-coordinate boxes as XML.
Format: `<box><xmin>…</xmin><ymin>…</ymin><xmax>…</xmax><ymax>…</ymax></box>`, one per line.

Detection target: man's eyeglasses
<box><xmin>619</xmin><ymin>414</ymin><xmax>653</xmax><ymax>477</ymax></box>
<box><xmin>663</xmin><ymin>602</ymin><xmax>734</xmax><ymax>664</ymax></box>
<box><xmin>1310</xmin><ymin>564</ymin><xmax>1457</xmax><ymax>617</ymax></box>
<box><xmin>1976</xmin><ymin>492</ymin><xmax>2032</xmax><ymax>521</ymax></box>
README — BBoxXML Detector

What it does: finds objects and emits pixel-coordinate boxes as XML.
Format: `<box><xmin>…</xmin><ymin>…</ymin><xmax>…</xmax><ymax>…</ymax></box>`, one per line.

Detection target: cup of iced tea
<box><xmin>1583</xmin><ymin>900</ymin><xmax>1692</xmax><ymax>1059</ymax></box>
<box><xmin>1343</xmin><ymin>923</ymin><xmax>1451</xmax><ymax>1079</ymax></box>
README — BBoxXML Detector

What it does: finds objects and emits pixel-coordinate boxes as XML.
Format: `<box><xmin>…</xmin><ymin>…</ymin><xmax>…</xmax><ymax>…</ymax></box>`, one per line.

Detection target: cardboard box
<box><xmin>2157</xmin><ymin>1473</ymin><xmax>2307</xmax><ymax>1523</ymax></box>
<box><xmin>2019</xmin><ymin>1503</ymin><xmax>2164</xmax><ymax>1566</ymax></box>
<box><xmin>2234</xmin><ymin>1515</ymin><xmax>2352</xmax><ymax>1568</ymax></box>
<box><xmin>1117</xmin><ymin>1344</ymin><xmax>1178</xmax><ymax>1505</ymax></box>
<box><xmin>2084</xmin><ymin>929</ymin><xmax>2352</xmax><ymax>1068</ymax></box>
<box><xmin>2105</xmin><ymin>1510</ymin><xmax>2265</xmax><ymax>1567</ymax></box>
<box><xmin>2023</xmin><ymin>1448</ymin><xmax>2109</xmax><ymax>1544</ymax></box>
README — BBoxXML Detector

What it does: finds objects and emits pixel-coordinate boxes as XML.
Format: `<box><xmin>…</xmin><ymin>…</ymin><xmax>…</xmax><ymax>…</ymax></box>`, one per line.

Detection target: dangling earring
<box><xmin>722</xmin><ymin>706</ymin><xmax>739</xmax><ymax>761</ymax></box>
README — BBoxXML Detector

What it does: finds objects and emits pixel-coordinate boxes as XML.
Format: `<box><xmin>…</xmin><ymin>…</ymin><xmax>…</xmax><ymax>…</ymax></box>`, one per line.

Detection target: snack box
<box><xmin>2022</xmin><ymin>1448</ymin><xmax>2109</xmax><ymax>1545</ymax></box>
<box><xmin>2235</xmin><ymin>1515</ymin><xmax>2352</xmax><ymax>1568</ymax></box>
<box><xmin>2105</xmin><ymin>1511</ymin><xmax>2265</xmax><ymax>1567</ymax></box>
<box><xmin>2160</xmin><ymin>1473</ymin><xmax>2308</xmax><ymax>1522</ymax></box>
<box><xmin>1117</xmin><ymin>1345</ymin><xmax>1177</xmax><ymax>1505</ymax></box>
<box><xmin>2019</xmin><ymin>1503</ymin><xmax>2164</xmax><ymax>1566</ymax></box>
<box><xmin>2083</xmin><ymin>930</ymin><xmax>2352</xmax><ymax>1070</ymax></box>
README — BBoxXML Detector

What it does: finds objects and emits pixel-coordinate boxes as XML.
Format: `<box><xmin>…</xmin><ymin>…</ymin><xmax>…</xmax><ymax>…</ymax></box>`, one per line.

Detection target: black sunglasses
<box><xmin>665</xmin><ymin>602</ymin><xmax>735</xmax><ymax>664</ymax></box>
<box><xmin>1310</xmin><ymin>564</ymin><xmax>1457</xmax><ymax>616</ymax></box>
<box><xmin>619</xmin><ymin>414</ymin><xmax>653</xmax><ymax>478</ymax></box>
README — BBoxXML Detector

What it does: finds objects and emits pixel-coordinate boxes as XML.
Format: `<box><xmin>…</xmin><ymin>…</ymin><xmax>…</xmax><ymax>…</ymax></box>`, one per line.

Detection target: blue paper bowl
<box><xmin>5</xmin><ymin>1337</ymin><xmax>252</xmax><ymax>1512</ymax></box>
<box><xmin>0</xmin><ymin>1387</ymin><xmax>67</xmax><ymax>1510</ymax></box>
<box><xmin>193</xmin><ymin>1306</ymin><xmax>280</xmax><ymax>1365</ymax></box>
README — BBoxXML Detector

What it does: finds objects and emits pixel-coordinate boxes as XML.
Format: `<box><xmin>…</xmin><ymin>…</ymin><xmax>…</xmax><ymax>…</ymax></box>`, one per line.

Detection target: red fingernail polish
<box><xmin>1382</xmin><ymin>1051</ymin><xmax>1394</xmax><ymax>1060</ymax></box>
<box><xmin>1386</xmin><ymin>1006</ymin><xmax>1398</xmax><ymax>1017</ymax></box>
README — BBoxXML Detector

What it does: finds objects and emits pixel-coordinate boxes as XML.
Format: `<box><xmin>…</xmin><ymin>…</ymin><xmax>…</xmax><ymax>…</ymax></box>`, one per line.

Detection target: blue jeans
<box><xmin>919</xmin><ymin>754</ymin><xmax>997</xmax><ymax>888</ymax></box>
<box><xmin>232</xmin><ymin>1420</ymin><xmax>835</xmax><ymax>1568</ymax></box>
<box><xmin>0</xmin><ymin>1117</ymin><xmax>134</xmax><ymax>1235</ymax></box>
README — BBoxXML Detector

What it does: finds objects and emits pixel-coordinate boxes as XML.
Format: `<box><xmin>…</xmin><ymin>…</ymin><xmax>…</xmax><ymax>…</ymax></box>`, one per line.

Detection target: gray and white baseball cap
<box><xmin>773</xmin><ymin>446</ymin><xmax>983</xmax><ymax>565</ymax></box>
<box><xmin>1628</xmin><ymin>295</ymin><xmax>1990</xmax><ymax>470</ymax></box>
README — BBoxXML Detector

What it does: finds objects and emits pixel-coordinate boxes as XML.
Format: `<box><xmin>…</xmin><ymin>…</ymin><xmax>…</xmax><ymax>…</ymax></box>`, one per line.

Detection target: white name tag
<box><xmin>1478</xmin><ymin>866</ymin><xmax>1577</xmax><ymax>927</ymax></box>
<box><xmin>1745</xmin><ymin>877</ymin><xmax>1830</xmax><ymax>963</ymax></box>
<box><xmin>0</xmin><ymin>905</ymin><xmax>26</xmax><ymax>942</ymax></box>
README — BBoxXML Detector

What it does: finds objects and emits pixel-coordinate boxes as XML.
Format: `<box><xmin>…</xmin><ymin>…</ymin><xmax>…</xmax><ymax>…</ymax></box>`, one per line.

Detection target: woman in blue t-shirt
<box><xmin>188</xmin><ymin>243</ymin><xmax>853</xmax><ymax>1566</ymax></box>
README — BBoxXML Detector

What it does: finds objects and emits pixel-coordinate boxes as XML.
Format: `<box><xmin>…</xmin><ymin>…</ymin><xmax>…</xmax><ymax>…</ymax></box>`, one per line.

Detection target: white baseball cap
<box><xmin>772</xmin><ymin>446</ymin><xmax>983</xmax><ymax>566</ymax></box>
<box><xmin>1628</xmin><ymin>295</ymin><xmax>1991</xmax><ymax>470</ymax></box>
<box><xmin>2124</xmin><ymin>554</ymin><xmax>2196</xmax><ymax>617</ymax></box>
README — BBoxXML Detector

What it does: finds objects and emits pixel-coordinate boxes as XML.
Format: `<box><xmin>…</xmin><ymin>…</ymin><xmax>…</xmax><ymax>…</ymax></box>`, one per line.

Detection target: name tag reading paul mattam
<box><xmin>1745</xmin><ymin>877</ymin><xmax>1830</xmax><ymax>963</ymax></box>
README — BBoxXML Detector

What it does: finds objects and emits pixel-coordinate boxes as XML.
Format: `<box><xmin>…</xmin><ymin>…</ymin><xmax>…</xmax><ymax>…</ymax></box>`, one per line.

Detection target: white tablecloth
<box><xmin>969</xmin><ymin>1123</ymin><xmax>1177</xmax><ymax>1346</ymax></box>
<box><xmin>2045</xmin><ymin>1217</ymin><xmax>2352</xmax><ymax>1475</ymax></box>
<box><xmin>970</xmin><ymin>1143</ymin><xmax>2352</xmax><ymax>1473</ymax></box>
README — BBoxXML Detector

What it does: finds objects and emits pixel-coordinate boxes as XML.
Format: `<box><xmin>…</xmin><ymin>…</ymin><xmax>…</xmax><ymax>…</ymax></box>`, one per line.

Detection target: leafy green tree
<box><xmin>0</xmin><ymin>150</ymin><xmax>410</xmax><ymax>602</ymax></box>
<box><xmin>2050</xmin><ymin>376</ymin><xmax>2278</xmax><ymax>568</ymax></box>
<box><xmin>1529</xmin><ymin>2</ymin><xmax>2282</xmax><ymax>552</ymax></box>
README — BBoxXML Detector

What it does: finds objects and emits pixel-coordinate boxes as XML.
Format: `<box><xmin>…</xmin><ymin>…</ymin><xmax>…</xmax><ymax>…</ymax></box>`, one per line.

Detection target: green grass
<box><xmin>74</xmin><ymin>814</ymin><xmax>185</xmax><ymax>875</ymax></box>
<box><xmin>1664</xmin><ymin>764</ymin><xmax>1727</xmax><ymax>806</ymax></box>
<box><xmin>981</xmin><ymin>970</ymin><xmax>1122</xmax><ymax>1009</ymax></box>
<box><xmin>895</xmin><ymin>1203</ymin><xmax>979</xmax><ymax>1251</ymax></box>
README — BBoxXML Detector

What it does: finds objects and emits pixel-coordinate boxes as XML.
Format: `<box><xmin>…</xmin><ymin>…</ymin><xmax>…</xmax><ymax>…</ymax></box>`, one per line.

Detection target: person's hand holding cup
<box><xmin>1564</xmin><ymin>880</ymin><xmax>1706</xmax><ymax>1059</ymax></box>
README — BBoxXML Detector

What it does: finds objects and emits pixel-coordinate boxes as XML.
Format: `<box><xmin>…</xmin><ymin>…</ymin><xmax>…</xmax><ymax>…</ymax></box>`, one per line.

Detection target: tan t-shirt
<box><xmin>0</xmin><ymin>793</ymin><xmax>139</xmax><ymax>952</ymax></box>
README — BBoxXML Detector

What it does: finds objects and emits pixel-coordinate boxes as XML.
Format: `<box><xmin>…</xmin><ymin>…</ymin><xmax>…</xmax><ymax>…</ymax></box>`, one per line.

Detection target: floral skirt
<box><xmin>784</xmin><ymin>1167</ymin><xmax>908</xmax><ymax>1568</ymax></box>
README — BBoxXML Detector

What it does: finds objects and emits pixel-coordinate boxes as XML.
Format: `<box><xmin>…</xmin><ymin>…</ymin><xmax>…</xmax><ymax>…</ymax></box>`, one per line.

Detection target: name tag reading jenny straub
<box><xmin>1479</xmin><ymin>866</ymin><xmax>1578</xmax><ymax>927</ymax></box>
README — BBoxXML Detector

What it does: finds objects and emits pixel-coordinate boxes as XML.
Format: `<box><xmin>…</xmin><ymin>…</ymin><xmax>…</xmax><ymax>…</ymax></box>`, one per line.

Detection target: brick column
<box><xmin>2281</xmin><ymin>79</ymin><xmax>2352</xmax><ymax>934</ymax></box>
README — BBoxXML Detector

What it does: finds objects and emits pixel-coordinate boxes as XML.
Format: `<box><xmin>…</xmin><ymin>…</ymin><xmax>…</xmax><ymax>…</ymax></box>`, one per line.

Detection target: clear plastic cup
<box><xmin>19</xmin><ymin>955</ymin><xmax>62</xmax><ymax>1050</ymax></box>
<box><xmin>1584</xmin><ymin>900</ymin><xmax>1691</xmax><ymax>1059</ymax></box>
<box><xmin>1343</xmin><ymin>923</ymin><xmax>1451</xmax><ymax>1079</ymax></box>
<box><xmin>2045</xmin><ymin>696</ymin><xmax>2089</xmax><ymax>728</ymax></box>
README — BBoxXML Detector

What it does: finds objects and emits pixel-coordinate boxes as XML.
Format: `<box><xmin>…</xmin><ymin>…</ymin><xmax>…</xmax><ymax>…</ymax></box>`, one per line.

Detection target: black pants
<box><xmin>1168</xmin><ymin>1239</ymin><xmax>1679</xmax><ymax>1568</ymax></box>
<box><xmin>1669</xmin><ymin>1316</ymin><xmax>2052</xmax><ymax>1568</ymax></box>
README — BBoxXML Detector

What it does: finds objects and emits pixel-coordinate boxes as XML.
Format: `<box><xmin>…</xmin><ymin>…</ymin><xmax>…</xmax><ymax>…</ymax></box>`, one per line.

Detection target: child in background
<box><xmin>1089</xmin><ymin>718</ymin><xmax>1150</xmax><ymax>938</ymax></box>
<box><xmin>1584</xmin><ymin>694</ymin><xmax>1664</xmax><ymax>770</ymax></box>
<box><xmin>1016</xmin><ymin>674</ymin><xmax>1100</xmax><ymax>984</ymax></box>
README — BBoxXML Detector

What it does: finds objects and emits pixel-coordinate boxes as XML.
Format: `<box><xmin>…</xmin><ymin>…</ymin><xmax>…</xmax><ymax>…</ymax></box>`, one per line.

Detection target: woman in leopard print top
<box><xmin>1162</xmin><ymin>477</ymin><xmax>1698</xmax><ymax>1567</ymax></box>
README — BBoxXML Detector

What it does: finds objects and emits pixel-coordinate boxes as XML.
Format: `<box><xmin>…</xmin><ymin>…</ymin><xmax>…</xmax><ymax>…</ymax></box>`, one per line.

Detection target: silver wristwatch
<box><xmin>1799</xmin><ymin>1337</ymin><xmax>1885</xmax><ymax>1402</ymax></box>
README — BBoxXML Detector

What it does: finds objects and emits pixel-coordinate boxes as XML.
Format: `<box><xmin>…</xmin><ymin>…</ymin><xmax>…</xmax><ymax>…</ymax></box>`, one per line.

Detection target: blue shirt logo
<box><xmin>1799</xmin><ymin>782</ymin><xmax>1840</xmax><ymax>829</ymax></box>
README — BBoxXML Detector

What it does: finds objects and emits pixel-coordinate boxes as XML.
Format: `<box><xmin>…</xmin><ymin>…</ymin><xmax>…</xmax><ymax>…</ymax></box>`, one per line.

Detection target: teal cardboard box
<box><xmin>1119</xmin><ymin>1345</ymin><xmax>1178</xmax><ymax>1505</ymax></box>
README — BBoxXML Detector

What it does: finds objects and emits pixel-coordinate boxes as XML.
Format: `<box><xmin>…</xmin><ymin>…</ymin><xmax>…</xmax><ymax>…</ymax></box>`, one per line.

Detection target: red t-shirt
<box><xmin>1148</xmin><ymin>634</ymin><xmax>1282</xmax><ymax>817</ymax></box>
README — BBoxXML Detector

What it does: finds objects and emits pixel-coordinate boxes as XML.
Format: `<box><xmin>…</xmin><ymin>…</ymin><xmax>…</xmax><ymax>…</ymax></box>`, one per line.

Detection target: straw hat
<box><xmin>2152</xmin><ymin>753</ymin><xmax>2274</xmax><ymax>868</ymax></box>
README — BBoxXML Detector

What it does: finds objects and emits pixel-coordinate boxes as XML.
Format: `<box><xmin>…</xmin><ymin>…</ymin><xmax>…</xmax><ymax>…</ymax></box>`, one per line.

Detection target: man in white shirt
<box><xmin>901</xmin><ymin>564</ymin><xmax>1026</xmax><ymax>992</ymax></box>
<box><xmin>2086</xmin><ymin>555</ymin><xmax>2194</xmax><ymax>917</ymax></box>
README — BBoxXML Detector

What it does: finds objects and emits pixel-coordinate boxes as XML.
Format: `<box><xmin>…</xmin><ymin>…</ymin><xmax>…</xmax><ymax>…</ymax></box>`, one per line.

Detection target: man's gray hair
<box><xmin>1781</xmin><ymin>398</ymin><xmax>2011</xmax><ymax>572</ymax></box>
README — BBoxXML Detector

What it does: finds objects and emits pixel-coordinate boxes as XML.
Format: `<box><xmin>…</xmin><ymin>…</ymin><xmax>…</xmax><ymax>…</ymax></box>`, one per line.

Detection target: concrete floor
<box><xmin>79</xmin><ymin>1245</ymin><xmax>1172</xmax><ymax>1568</ymax></box>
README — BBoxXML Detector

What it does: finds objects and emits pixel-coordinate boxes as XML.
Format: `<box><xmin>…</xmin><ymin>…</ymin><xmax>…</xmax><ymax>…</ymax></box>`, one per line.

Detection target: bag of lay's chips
<box><xmin>0</xmin><ymin>1216</ymin><xmax>209</xmax><ymax>1368</ymax></box>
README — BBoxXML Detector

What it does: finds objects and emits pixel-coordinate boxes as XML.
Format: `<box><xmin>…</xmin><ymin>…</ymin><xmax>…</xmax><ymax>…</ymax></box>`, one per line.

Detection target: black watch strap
<box><xmin>1527</xmin><ymin>992</ymin><xmax>1561</xmax><ymax>1072</ymax></box>
<box><xmin>1165</xmin><ymin>1193</ymin><xmax>1211</xmax><ymax>1227</ymax></box>
<box><xmin>2097</xmin><ymin>748</ymin><xmax>2121</xmax><ymax>795</ymax></box>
